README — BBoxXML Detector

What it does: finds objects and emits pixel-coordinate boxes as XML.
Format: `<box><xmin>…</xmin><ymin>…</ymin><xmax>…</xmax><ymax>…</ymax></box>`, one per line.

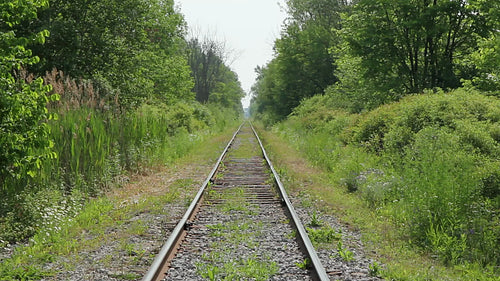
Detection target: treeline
<box><xmin>1</xmin><ymin>0</ymin><xmax>243</xmax><ymax>243</ymax></box>
<box><xmin>251</xmin><ymin>0</ymin><xmax>499</xmax><ymax>277</ymax></box>
<box><xmin>251</xmin><ymin>0</ymin><xmax>499</xmax><ymax>122</ymax></box>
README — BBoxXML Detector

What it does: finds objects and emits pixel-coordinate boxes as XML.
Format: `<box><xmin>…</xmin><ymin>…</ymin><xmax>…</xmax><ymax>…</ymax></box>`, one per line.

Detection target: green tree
<box><xmin>208</xmin><ymin>65</ymin><xmax>244</xmax><ymax>114</ymax></box>
<box><xmin>186</xmin><ymin>36</ymin><xmax>243</xmax><ymax>114</ymax></box>
<box><xmin>18</xmin><ymin>0</ymin><xmax>191</xmax><ymax>107</ymax></box>
<box><xmin>250</xmin><ymin>62</ymin><xmax>285</xmax><ymax>125</ymax></box>
<box><xmin>251</xmin><ymin>0</ymin><xmax>344</xmax><ymax>122</ymax></box>
<box><xmin>187</xmin><ymin>37</ymin><xmax>225</xmax><ymax>103</ymax></box>
<box><xmin>0</xmin><ymin>0</ymin><xmax>56</xmax><ymax>188</ymax></box>
<box><xmin>343</xmin><ymin>0</ymin><xmax>492</xmax><ymax>96</ymax></box>
<box><xmin>467</xmin><ymin>0</ymin><xmax>499</xmax><ymax>92</ymax></box>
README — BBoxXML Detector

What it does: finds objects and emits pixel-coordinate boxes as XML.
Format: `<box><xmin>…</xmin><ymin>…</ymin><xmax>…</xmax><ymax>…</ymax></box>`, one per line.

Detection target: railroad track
<box><xmin>142</xmin><ymin>122</ymin><xmax>329</xmax><ymax>281</ymax></box>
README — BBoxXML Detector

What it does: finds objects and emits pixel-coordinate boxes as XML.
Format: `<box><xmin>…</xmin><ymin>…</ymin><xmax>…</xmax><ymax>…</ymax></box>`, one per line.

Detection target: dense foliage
<box><xmin>187</xmin><ymin>37</ymin><xmax>244</xmax><ymax>113</ymax></box>
<box><xmin>1</xmin><ymin>0</ymin><xmax>243</xmax><ymax>246</ymax></box>
<box><xmin>251</xmin><ymin>0</ymin><xmax>499</xmax><ymax>118</ymax></box>
<box><xmin>0</xmin><ymin>0</ymin><xmax>55</xmax><ymax>188</ymax></box>
<box><xmin>251</xmin><ymin>0</ymin><xmax>500</xmax><ymax>275</ymax></box>
<box><xmin>250</xmin><ymin>0</ymin><xmax>343</xmax><ymax>124</ymax></box>
<box><xmin>274</xmin><ymin>89</ymin><xmax>500</xmax><ymax>275</ymax></box>
<box><xmin>15</xmin><ymin>0</ymin><xmax>194</xmax><ymax>107</ymax></box>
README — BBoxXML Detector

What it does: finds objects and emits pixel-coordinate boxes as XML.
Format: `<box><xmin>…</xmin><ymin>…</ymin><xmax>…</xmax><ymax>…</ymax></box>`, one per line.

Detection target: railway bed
<box><xmin>142</xmin><ymin>122</ymin><xmax>329</xmax><ymax>280</ymax></box>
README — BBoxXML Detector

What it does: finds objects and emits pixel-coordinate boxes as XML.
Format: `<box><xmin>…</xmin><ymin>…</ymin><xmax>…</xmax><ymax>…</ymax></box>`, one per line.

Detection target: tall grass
<box><xmin>0</xmin><ymin>69</ymin><xmax>240</xmax><ymax>244</ymax></box>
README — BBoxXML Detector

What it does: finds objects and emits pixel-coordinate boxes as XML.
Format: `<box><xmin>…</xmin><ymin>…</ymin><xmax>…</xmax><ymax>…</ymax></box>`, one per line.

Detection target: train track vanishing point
<box><xmin>142</xmin><ymin>122</ymin><xmax>329</xmax><ymax>281</ymax></box>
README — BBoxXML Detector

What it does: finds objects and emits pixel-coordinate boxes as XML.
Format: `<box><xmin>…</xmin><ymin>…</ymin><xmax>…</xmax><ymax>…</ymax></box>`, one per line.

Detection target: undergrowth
<box><xmin>266</xmin><ymin>87</ymin><xmax>500</xmax><ymax>279</ymax></box>
<box><xmin>0</xmin><ymin>71</ymin><xmax>242</xmax><ymax>280</ymax></box>
<box><xmin>0</xmin><ymin>185</ymin><xmax>182</xmax><ymax>280</ymax></box>
<box><xmin>0</xmin><ymin>73</ymin><xmax>240</xmax><ymax>244</ymax></box>
<box><xmin>0</xmin><ymin>123</ymin><xmax>238</xmax><ymax>280</ymax></box>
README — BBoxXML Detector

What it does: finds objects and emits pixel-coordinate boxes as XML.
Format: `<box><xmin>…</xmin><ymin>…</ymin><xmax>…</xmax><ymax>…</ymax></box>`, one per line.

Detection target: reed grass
<box><xmin>0</xmin><ymin>69</ymin><xmax>241</xmax><ymax>244</ymax></box>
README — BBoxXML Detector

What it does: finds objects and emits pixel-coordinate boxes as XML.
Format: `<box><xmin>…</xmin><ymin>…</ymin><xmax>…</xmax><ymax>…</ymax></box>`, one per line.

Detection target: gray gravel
<box><xmin>165</xmin><ymin>200</ymin><xmax>313</xmax><ymax>281</ymax></box>
<box><xmin>1</xmin><ymin>128</ymin><xmax>384</xmax><ymax>280</ymax></box>
<box><xmin>291</xmin><ymin>194</ymin><xmax>384</xmax><ymax>280</ymax></box>
<box><xmin>40</xmin><ymin>203</ymin><xmax>188</xmax><ymax>281</ymax></box>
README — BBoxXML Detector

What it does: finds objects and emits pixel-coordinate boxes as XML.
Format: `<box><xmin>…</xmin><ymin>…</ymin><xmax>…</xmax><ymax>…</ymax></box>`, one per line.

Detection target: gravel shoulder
<box><xmin>41</xmin><ymin>160</ymin><xmax>215</xmax><ymax>281</ymax></box>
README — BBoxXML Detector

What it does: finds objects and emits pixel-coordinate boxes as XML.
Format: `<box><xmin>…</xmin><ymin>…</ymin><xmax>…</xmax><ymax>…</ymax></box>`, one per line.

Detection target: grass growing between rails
<box><xmin>0</xmin><ymin>121</ymin><xmax>241</xmax><ymax>280</ymax></box>
<box><xmin>255</xmin><ymin>88</ymin><xmax>500</xmax><ymax>280</ymax></box>
<box><xmin>197</xmin><ymin>190</ymin><xmax>279</xmax><ymax>281</ymax></box>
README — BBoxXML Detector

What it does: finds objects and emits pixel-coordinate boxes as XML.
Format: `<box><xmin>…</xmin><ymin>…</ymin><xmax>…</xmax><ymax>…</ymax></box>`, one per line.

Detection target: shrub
<box><xmin>1</xmin><ymin>95</ymin><xmax>238</xmax><ymax>243</ymax></box>
<box><xmin>347</xmin><ymin>89</ymin><xmax>500</xmax><ymax>155</ymax></box>
<box><xmin>273</xmin><ymin>87</ymin><xmax>500</xmax><ymax>268</ymax></box>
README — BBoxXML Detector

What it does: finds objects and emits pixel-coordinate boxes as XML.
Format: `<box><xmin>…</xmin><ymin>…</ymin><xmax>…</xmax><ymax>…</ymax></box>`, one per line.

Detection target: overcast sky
<box><xmin>175</xmin><ymin>0</ymin><xmax>287</xmax><ymax>108</ymax></box>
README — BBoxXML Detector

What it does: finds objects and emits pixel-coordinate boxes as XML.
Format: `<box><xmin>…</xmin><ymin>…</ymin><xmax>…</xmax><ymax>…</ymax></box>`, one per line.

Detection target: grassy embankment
<box><xmin>0</xmin><ymin>71</ymin><xmax>242</xmax><ymax>279</ymax></box>
<box><xmin>0</xmin><ymin>115</ymin><xmax>240</xmax><ymax>280</ymax></box>
<box><xmin>256</xmin><ymin>88</ymin><xmax>500</xmax><ymax>280</ymax></box>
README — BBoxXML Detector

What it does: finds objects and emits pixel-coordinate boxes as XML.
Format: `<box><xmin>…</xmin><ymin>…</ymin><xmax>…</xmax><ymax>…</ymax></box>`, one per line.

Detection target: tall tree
<box><xmin>250</xmin><ymin>62</ymin><xmax>285</xmax><ymax>125</ymax></box>
<box><xmin>251</xmin><ymin>0</ymin><xmax>345</xmax><ymax>122</ymax></box>
<box><xmin>343</xmin><ymin>0</ymin><xmax>491</xmax><ymax>95</ymax></box>
<box><xmin>18</xmin><ymin>0</ymin><xmax>191</xmax><ymax>107</ymax></box>
<box><xmin>208</xmin><ymin>65</ymin><xmax>244</xmax><ymax>114</ymax></box>
<box><xmin>467</xmin><ymin>0</ymin><xmax>499</xmax><ymax>92</ymax></box>
<box><xmin>187</xmin><ymin>37</ymin><xmax>226</xmax><ymax>103</ymax></box>
<box><xmin>186</xmin><ymin>36</ymin><xmax>243</xmax><ymax>113</ymax></box>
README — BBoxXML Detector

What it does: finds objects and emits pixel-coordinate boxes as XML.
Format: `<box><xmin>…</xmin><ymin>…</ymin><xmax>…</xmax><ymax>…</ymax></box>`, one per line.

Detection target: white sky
<box><xmin>175</xmin><ymin>0</ymin><xmax>287</xmax><ymax>108</ymax></box>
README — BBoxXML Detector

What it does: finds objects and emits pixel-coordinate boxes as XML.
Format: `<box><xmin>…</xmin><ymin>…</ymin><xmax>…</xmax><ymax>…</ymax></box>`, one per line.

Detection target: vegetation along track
<box><xmin>143</xmin><ymin>122</ymin><xmax>330</xmax><ymax>281</ymax></box>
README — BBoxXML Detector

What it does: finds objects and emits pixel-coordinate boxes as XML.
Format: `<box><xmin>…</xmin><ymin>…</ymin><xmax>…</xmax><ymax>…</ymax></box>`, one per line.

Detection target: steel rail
<box><xmin>141</xmin><ymin>122</ymin><xmax>244</xmax><ymax>281</ymax></box>
<box><xmin>250</xmin><ymin>122</ymin><xmax>330</xmax><ymax>281</ymax></box>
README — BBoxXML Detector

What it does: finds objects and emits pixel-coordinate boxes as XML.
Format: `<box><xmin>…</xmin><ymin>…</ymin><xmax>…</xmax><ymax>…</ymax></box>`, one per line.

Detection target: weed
<box><xmin>286</xmin><ymin>229</ymin><xmax>297</xmax><ymax>239</ymax></box>
<box><xmin>296</xmin><ymin>258</ymin><xmax>311</xmax><ymax>270</ymax></box>
<box><xmin>197</xmin><ymin>257</ymin><xmax>278</xmax><ymax>281</ymax></box>
<box><xmin>308</xmin><ymin>211</ymin><xmax>323</xmax><ymax>227</ymax></box>
<box><xmin>0</xmin><ymin>97</ymin><xmax>238</xmax><ymax>244</ymax></box>
<box><xmin>337</xmin><ymin>240</ymin><xmax>355</xmax><ymax>262</ymax></box>
<box><xmin>257</xmin><ymin>120</ymin><xmax>500</xmax><ymax>279</ymax></box>
<box><xmin>127</xmin><ymin>220</ymin><xmax>148</xmax><ymax>236</ymax></box>
<box><xmin>369</xmin><ymin>261</ymin><xmax>382</xmax><ymax>277</ymax></box>
<box><xmin>215</xmin><ymin>172</ymin><xmax>224</xmax><ymax>179</ymax></box>
<box><xmin>206</xmin><ymin>189</ymin><xmax>222</xmax><ymax>203</ymax></box>
<box><xmin>121</xmin><ymin>241</ymin><xmax>136</xmax><ymax>256</ymax></box>
<box><xmin>217</xmin><ymin>187</ymin><xmax>257</xmax><ymax>215</ymax></box>
<box><xmin>101</xmin><ymin>254</ymin><xmax>114</xmax><ymax>267</ymax></box>
<box><xmin>307</xmin><ymin>226</ymin><xmax>341</xmax><ymax>247</ymax></box>
<box><xmin>237</xmin><ymin>257</ymin><xmax>279</xmax><ymax>280</ymax></box>
<box><xmin>196</xmin><ymin>263</ymin><xmax>220</xmax><ymax>281</ymax></box>
<box><xmin>0</xmin><ymin>264</ymin><xmax>53</xmax><ymax>280</ymax></box>
<box><xmin>109</xmin><ymin>272</ymin><xmax>142</xmax><ymax>280</ymax></box>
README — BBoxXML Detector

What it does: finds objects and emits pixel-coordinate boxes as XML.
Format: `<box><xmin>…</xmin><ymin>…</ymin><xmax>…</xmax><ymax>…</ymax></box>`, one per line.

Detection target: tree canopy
<box><xmin>16</xmin><ymin>0</ymin><xmax>193</xmax><ymax>107</ymax></box>
<box><xmin>345</xmin><ymin>0</ymin><xmax>490</xmax><ymax>93</ymax></box>
<box><xmin>251</xmin><ymin>0</ymin><xmax>499</xmax><ymax>118</ymax></box>
<box><xmin>187</xmin><ymin>37</ymin><xmax>244</xmax><ymax>114</ymax></box>
<box><xmin>1</xmin><ymin>0</ymin><xmax>244</xmax><ymax>188</ymax></box>
<box><xmin>251</xmin><ymin>0</ymin><xmax>344</xmax><ymax>123</ymax></box>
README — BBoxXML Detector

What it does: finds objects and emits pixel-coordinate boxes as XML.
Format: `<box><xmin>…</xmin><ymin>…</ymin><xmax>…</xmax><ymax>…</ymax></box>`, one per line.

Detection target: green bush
<box><xmin>347</xmin><ymin>89</ymin><xmax>500</xmax><ymax>155</ymax></box>
<box><xmin>394</xmin><ymin>127</ymin><xmax>499</xmax><ymax>264</ymax></box>
<box><xmin>0</xmin><ymin>98</ymin><xmax>239</xmax><ymax>243</ymax></box>
<box><xmin>273</xmin><ymin>87</ymin><xmax>500</xmax><ymax>268</ymax></box>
